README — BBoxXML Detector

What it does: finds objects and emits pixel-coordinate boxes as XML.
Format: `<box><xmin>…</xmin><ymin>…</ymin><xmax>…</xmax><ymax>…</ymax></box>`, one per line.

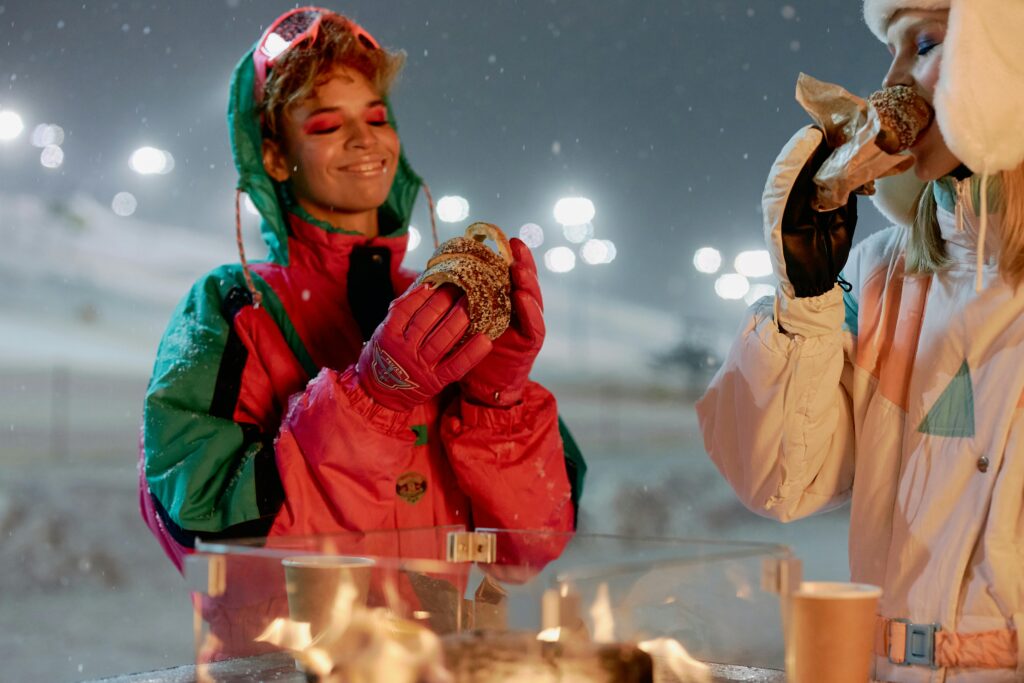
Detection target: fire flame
<box><xmin>536</xmin><ymin>627</ymin><xmax>562</xmax><ymax>642</ymax></box>
<box><xmin>638</xmin><ymin>638</ymin><xmax>712</xmax><ymax>683</ymax></box>
<box><xmin>589</xmin><ymin>582</ymin><xmax>615</xmax><ymax>643</ymax></box>
<box><xmin>257</xmin><ymin>574</ymin><xmax>451</xmax><ymax>683</ymax></box>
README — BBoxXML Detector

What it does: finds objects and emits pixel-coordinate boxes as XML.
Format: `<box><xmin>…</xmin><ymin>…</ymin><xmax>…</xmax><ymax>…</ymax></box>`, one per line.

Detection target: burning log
<box><xmin>442</xmin><ymin>630</ymin><xmax>654</xmax><ymax>683</ymax></box>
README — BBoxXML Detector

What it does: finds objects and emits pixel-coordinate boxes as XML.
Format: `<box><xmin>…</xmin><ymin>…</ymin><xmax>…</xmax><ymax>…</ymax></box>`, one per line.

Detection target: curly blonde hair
<box><xmin>259</xmin><ymin>17</ymin><xmax>405</xmax><ymax>141</ymax></box>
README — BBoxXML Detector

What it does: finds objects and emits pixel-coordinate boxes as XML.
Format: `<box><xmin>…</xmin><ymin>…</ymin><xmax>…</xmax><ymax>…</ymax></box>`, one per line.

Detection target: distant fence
<box><xmin>1</xmin><ymin>366</ymin><xmax>147</xmax><ymax>460</ymax></box>
<box><xmin>0</xmin><ymin>364</ymin><xmax>702</xmax><ymax>462</ymax></box>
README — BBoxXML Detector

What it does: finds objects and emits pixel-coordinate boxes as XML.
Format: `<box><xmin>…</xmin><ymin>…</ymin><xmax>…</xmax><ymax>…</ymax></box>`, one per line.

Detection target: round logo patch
<box><xmin>396</xmin><ymin>471</ymin><xmax>427</xmax><ymax>504</ymax></box>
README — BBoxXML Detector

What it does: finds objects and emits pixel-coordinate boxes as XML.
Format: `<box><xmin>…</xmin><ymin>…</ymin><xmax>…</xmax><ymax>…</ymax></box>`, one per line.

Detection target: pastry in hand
<box><xmin>414</xmin><ymin>222</ymin><xmax>512</xmax><ymax>340</ymax></box>
<box><xmin>869</xmin><ymin>85</ymin><xmax>933</xmax><ymax>154</ymax></box>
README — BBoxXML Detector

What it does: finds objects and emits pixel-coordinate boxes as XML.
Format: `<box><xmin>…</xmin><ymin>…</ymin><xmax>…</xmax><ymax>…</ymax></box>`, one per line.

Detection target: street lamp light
<box><xmin>519</xmin><ymin>223</ymin><xmax>544</xmax><ymax>248</ymax></box>
<box><xmin>40</xmin><ymin>145</ymin><xmax>64</xmax><ymax>169</ymax></box>
<box><xmin>406</xmin><ymin>226</ymin><xmax>422</xmax><ymax>252</ymax></box>
<box><xmin>714</xmin><ymin>273</ymin><xmax>750</xmax><ymax>300</ymax></box>
<box><xmin>112</xmin><ymin>192</ymin><xmax>138</xmax><ymax>217</ymax></box>
<box><xmin>744</xmin><ymin>283</ymin><xmax>776</xmax><ymax>305</ymax></box>
<box><xmin>544</xmin><ymin>246</ymin><xmax>576</xmax><ymax>273</ymax></box>
<box><xmin>734</xmin><ymin>249</ymin><xmax>773</xmax><ymax>278</ymax></box>
<box><xmin>0</xmin><ymin>110</ymin><xmax>25</xmax><ymax>141</ymax></box>
<box><xmin>553</xmin><ymin>197</ymin><xmax>595</xmax><ymax>226</ymax></box>
<box><xmin>436</xmin><ymin>195</ymin><xmax>470</xmax><ymax>223</ymax></box>
<box><xmin>693</xmin><ymin>247</ymin><xmax>722</xmax><ymax>274</ymax></box>
<box><xmin>130</xmin><ymin>146</ymin><xmax>174</xmax><ymax>175</ymax></box>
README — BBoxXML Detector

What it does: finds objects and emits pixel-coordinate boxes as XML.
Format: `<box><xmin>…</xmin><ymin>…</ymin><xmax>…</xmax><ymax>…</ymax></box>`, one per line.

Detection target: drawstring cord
<box><xmin>235</xmin><ymin>189</ymin><xmax>263</xmax><ymax>308</ymax></box>
<box><xmin>976</xmin><ymin>172</ymin><xmax>990</xmax><ymax>293</ymax></box>
<box><xmin>421</xmin><ymin>181</ymin><xmax>440</xmax><ymax>250</ymax></box>
<box><xmin>233</xmin><ymin>180</ymin><xmax>440</xmax><ymax>308</ymax></box>
<box><xmin>955</xmin><ymin>179</ymin><xmax>966</xmax><ymax>233</ymax></box>
<box><xmin>953</xmin><ymin>174</ymin><xmax>990</xmax><ymax>293</ymax></box>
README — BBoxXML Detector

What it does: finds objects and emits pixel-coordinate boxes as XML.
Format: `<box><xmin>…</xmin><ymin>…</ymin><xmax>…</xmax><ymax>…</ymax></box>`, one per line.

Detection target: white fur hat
<box><xmin>862</xmin><ymin>0</ymin><xmax>1024</xmax><ymax>175</ymax></box>
<box><xmin>862</xmin><ymin>0</ymin><xmax>950</xmax><ymax>42</ymax></box>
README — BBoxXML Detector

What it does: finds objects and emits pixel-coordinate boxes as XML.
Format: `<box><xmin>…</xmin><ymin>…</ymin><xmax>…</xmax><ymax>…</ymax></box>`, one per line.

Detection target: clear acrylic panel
<box><xmin>187</xmin><ymin>527</ymin><xmax>795</xmax><ymax>681</ymax></box>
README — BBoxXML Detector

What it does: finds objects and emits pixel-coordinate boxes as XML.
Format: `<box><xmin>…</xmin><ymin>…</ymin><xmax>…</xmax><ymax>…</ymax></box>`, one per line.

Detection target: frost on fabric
<box><xmin>161</xmin><ymin>310</ymin><xmax>211</xmax><ymax>365</ymax></box>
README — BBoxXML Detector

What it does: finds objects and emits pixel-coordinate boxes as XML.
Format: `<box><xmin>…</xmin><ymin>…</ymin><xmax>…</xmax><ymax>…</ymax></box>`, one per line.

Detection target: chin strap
<box><xmin>235</xmin><ymin>188</ymin><xmax>263</xmax><ymax>308</ymax></box>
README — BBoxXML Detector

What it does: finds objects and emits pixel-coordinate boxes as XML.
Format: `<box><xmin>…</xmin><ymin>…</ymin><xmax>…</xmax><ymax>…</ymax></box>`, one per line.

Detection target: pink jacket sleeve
<box><xmin>440</xmin><ymin>381</ymin><xmax>575</xmax><ymax>533</ymax></box>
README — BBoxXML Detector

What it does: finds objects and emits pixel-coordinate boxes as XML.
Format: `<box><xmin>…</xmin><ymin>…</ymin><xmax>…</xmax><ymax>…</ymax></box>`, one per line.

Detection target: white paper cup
<box><xmin>282</xmin><ymin>555</ymin><xmax>375</xmax><ymax>638</ymax></box>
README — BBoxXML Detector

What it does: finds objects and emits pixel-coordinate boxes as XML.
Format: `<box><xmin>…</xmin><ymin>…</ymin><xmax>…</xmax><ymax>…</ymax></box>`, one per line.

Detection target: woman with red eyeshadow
<box><xmin>139</xmin><ymin>6</ymin><xmax>585</xmax><ymax>578</ymax></box>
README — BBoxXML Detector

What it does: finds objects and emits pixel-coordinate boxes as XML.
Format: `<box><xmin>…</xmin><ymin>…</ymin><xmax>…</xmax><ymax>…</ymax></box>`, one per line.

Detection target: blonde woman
<box><xmin>697</xmin><ymin>1</ymin><xmax>1024</xmax><ymax>680</ymax></box>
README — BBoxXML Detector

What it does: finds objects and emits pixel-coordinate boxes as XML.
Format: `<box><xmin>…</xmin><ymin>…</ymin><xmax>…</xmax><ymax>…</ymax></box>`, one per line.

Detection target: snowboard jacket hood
<box><xmin>227</xmin><ymin>33</ymin><xmax>423</xmax><ymax>265</ymax></box>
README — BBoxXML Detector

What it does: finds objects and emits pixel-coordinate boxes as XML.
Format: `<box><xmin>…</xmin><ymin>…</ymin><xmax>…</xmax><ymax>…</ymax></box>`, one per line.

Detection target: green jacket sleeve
<box><xmin>143</xmin><ymin>269</ymin><xmax>280</xmax><ymax>535</ymax></box>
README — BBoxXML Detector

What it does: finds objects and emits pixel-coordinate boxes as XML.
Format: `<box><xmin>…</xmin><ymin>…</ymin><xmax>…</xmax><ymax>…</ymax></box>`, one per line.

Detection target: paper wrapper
<box><xmin>795</xmin><ymin>73</ymin><xmax>915</xmax><ymax>212</ymax></box>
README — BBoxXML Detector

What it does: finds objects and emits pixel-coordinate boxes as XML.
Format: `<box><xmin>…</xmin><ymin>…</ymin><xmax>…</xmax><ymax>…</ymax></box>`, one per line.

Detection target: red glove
<box><xmin>460</xmin><ymin>238</ymin><xmax>545</xmax><ymax>407</ymax></box>
<box><xmin>357</xmin><ymin>284</ymin><xmax>492</xmax><ymax>412</ymax></box>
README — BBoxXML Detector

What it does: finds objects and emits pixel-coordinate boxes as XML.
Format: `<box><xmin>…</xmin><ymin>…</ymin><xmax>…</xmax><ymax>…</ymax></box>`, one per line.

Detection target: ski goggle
<box><xmin>253</xmin><ymin>6</ymin><xmax>381</xmax><ymax>104</ymax></box>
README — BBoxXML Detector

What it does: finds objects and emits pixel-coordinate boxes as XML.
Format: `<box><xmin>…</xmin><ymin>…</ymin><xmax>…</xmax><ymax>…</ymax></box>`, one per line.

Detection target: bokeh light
<box><xmin>0</xmin><ymin>110</ymin><xmax>25</xmax><ymax>141</ymax></box>
<box><xmin>714</xmin><ymin>273</ymin><xmax>751</xmax><ymax>300</ymax></box>
<box><xmin>519</xmin><ymin>223</ymin><xmax>544</xmax><ymax>248</ymax></box>
<box><xmin>111</xmin><ymin>192</ymin><xmax>138</xmax><ymax>217</ymax></box>
<box><xmin>436</xmin><ymin>195</ymin><xmax>470</xmax><ymax>223</ymax></box>
<box><xmin>129</xmin><ymin>146</ymin><xmax>174</xmax><ymax>175</ymax></box>
<box><xmin>553</xmin><ymin>197</ymin><xmax>595</xmax><ymax>226</ymax></box>
<box><xmin>734</xmin><ymin>249</ymin><xmax>773</xmax><ymax>278</ymax></box>
<box><xmin>406</xmin><ymin>226</ymin><xmax>422</xmax><ymax>252</ymax></box>
<box><xmin>40</xmin><ymin>145</ymin><xmax>64</xmax><ymax>169</ymax></box>
<box><xmin>30</xmin><ymin>123</ymin><xmax>64</xmax><ymax>148</ymax></box>
<box><xmin>562</xmin><ymin>222</ymin><xmax>594</xmax><ymax>244</ymax></box>
<box><xmin>242</xmin><ymin>193</ymin><xmax>260</xmax><ymax>216</ymax></box>
<box><xmin>544</xmin><ymin>246</ymin><xmax>576</xmax><ymax>273</ymax></box>
<box><xmin>693</xmin><ymin>247</ymin><xmax>722</xmax><ymax>274</ymax></box>
<box><xmin>744</xmin><ymin>283</ymin><xmax>777</xmax><ymax>306</ymax></box>
<box><xmin>600</xmin><ymin>239</ymin><xmax>617</xmax><ymax>263</ymax></box>
<box><xmin>581</xmin><ymin>238</ymin><xmax>617</xmax><ymax>265</ymax></box>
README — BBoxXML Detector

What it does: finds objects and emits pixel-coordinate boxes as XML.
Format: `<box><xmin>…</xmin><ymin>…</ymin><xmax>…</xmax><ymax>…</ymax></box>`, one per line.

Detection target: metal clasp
<box><xmin>893</xmin><ymin>619</ymin><xmax>941</xmax><ymax>669</ymax></box>
<box><xmin>446</xmin><ymin>531</ymin><xmax>497</xmax><ymax>563</ymax></box>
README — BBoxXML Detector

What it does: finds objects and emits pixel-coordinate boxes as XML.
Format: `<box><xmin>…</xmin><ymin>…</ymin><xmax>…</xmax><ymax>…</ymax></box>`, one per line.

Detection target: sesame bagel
<box><xmin>414</xmin><ymin>222</ymin><xmax>512</xmax><ymax>340</ymax></box>
<box><xmin>869</xmin><ymin>85</ymin><xmax>933</xmax><ymax>154</ymax></box>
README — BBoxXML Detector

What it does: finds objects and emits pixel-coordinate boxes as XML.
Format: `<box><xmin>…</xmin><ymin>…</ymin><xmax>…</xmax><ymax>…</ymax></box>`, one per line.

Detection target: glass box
<box><xmin>185</xmin><ymin>527</ymin><xmax>798</xmax><ymax>682</ymax></box>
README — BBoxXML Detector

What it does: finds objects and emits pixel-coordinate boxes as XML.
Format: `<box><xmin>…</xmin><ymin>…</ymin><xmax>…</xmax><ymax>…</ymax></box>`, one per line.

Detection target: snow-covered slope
<box><xmin>0</xmin><ymin>192</ymin><xmax>686</xmax><ymax>383</ymax></box>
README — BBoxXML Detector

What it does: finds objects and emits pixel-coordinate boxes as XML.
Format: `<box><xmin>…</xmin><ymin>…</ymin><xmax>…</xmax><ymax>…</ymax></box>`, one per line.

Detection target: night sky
<box><xmin>0</xmin><ymin>0</ymin><xmax>892</xmax><ymax>321</ymax></box>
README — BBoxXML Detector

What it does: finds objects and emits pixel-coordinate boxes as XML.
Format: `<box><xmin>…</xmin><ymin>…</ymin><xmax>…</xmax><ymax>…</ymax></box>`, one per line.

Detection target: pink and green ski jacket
<box><xmin>138</xmin><ymin>40</ymin><xmax>584</xmax><ymax>574</ymax></box>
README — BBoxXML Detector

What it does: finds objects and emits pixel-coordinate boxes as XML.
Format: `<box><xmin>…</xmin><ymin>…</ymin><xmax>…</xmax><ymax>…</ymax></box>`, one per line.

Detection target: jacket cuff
<box><xmin>450</xmin><ymin>382</ymin><xmax>555</xmax><ymax>436</ymax></box>
<box><xmin>775</xmin><ymin>285</ymin><xmax>844</xmax><ymax>338</ymax></box>
<box><xmin>457</xmin><ymin>394</ymin><xmax>528</xmax><ymax>431</ymax></box>
<box><xmin>335</xmin><ymin>367</ymin><xmax>418</xmax><ymax>438</ymax></box>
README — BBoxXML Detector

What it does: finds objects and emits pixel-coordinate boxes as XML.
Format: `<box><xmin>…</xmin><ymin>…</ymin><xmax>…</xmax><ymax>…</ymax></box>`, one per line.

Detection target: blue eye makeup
<box><xmin>916</xmin><ymin>34</ymin><xmax>941</xmax><ymax>56</ymax></box>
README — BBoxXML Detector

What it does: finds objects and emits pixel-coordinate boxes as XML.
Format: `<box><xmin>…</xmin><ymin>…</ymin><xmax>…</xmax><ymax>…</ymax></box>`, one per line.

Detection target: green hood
<box><xmin>227</xmin><ymin>47</ymin><xmax>423</xmax><ymax>264</ymax></box>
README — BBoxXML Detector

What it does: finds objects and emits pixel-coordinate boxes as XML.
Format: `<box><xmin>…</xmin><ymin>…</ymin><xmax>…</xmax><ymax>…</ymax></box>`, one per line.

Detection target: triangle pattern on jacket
<box><xmin>917</xmin><ymin>360</ymin><xmax>975</xmax><ymax>438</ymax></box>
